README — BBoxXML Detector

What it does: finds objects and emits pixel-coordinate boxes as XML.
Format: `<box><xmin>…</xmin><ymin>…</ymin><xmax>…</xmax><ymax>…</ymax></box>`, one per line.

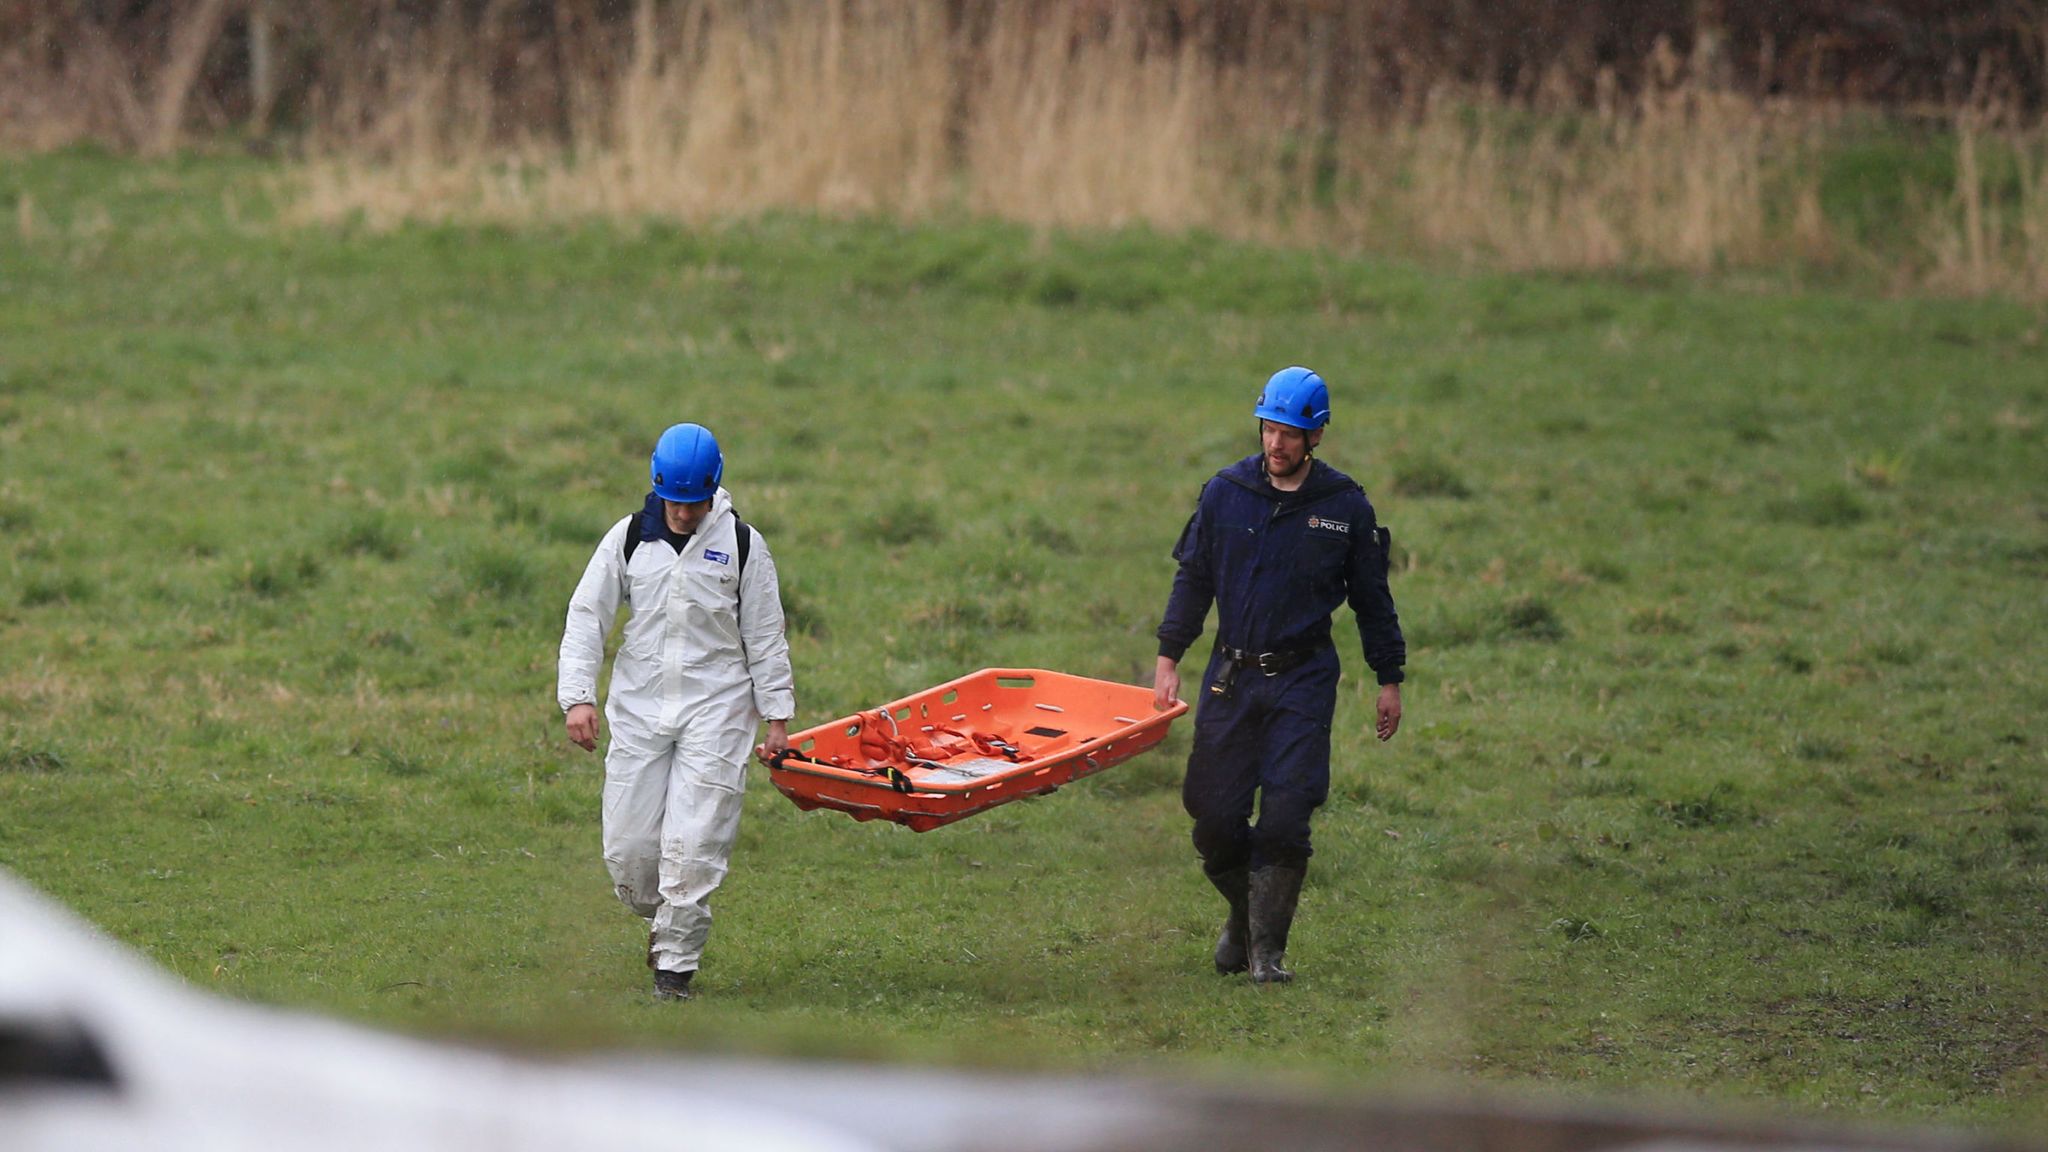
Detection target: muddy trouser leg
<box><xmin>649</xmin><ymin>719</ymin><xmax>751</xmax><ymax>975</ymax></box>
<box><xmin>1249</xmin><ymin>677</ymin><xmax>1332</xmax><ymax>872</ymax></box>
<box><xmin>601</xmin><ymin>718</ymin><xmax>673</xmax><ymax>923</ymax></box>
<box><xmin>1247</xmin><ymin>661</ymin><xmax>1334</xmax><ymax>983</ymax></box>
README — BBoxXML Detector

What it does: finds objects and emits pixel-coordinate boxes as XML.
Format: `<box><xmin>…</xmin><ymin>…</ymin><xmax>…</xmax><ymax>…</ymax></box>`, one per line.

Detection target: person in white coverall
<box><xmin>557</xmin><ymin>422</ymin><xmax>796</xmax><ymax>1001</ymax></box>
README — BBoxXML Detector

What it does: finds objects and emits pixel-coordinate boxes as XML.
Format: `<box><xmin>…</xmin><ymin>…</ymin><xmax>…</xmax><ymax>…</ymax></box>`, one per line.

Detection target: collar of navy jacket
<box><xmin>637</xmin><ymin>490</ymin><xmax>693</xmax><ymax>554</ymax></box>
<box><xmin>1218</xmin><ymin>454</ymin><xmax>1355</xmax><ymax>509</ymax></box>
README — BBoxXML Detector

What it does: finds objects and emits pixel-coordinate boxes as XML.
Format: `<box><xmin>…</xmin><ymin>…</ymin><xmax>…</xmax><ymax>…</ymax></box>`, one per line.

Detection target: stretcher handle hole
<box><xmin>942</xmin><ymin>690</ymin><xmax>959</xmax><ymax>704</ymax></box>
<box><xmin>996</xmin><ymin>676</ymin><xmax>1036</xmax><ymax>689</ymax></box>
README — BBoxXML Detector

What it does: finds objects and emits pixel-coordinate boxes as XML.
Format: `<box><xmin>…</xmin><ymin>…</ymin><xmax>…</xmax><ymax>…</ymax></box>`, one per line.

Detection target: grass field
<box><xmin>2</xmin><ymin>150</ymin><xmax>2044</xmax><ymax>1129</ymax></box>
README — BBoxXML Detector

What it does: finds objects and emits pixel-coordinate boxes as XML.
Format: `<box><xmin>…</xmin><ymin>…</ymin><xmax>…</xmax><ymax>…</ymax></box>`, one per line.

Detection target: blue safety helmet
<box><xmin>649</xmin><ymin>423</ymin><xmax>723</xmax><ymax>503</ymax></box>
<box><xmin>1253</xmin><ymin>366</ymin><xmax>1330</xmax><ymax>431</ymax></box>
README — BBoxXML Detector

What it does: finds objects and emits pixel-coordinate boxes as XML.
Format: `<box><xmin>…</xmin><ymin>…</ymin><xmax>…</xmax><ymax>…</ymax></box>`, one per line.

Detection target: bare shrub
<box><xmin>0</xmin><ymin>12</ymin><xmax>149</xmax><ymax>150</ymax></box>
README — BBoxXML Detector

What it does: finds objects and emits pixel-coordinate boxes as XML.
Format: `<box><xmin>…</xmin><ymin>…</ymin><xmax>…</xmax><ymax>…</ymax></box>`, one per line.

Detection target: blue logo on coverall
<box><xmin>705</xmin><ymin>550</ymin><xmax>731</xmax><ymax>564</ymax></box>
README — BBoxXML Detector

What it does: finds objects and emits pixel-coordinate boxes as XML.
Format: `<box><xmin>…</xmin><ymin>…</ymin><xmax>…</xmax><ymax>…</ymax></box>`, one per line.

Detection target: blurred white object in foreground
<box><xmin>0</xmin><ymin>868</ymin><xmax>879</xmax><ymax>1152</ymax></box>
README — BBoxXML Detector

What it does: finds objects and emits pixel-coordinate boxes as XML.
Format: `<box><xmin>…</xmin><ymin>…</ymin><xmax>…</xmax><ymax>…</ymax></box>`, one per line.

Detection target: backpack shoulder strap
<box><xmin>621</xmin><ymin>511</ymin><xmax>645</xmax><ymax>565</ymax></box>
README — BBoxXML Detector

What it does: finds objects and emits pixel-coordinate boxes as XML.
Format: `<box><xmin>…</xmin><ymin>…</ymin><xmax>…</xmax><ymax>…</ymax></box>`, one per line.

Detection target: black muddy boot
<box><xmin>1248</xmin><ymin>865</ymin><xmax>1305</xmax><ymax>985</ymax></box>
<box><xmin>1205</xmin><ymin>865</ymin><xmax>1251</xmax><ymax>975</ymax></box>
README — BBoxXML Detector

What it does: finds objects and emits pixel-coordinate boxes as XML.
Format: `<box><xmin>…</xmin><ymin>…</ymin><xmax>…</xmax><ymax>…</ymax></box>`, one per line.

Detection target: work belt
<box><xmin>1209</xmin><ymin>641</ymin><xmax>1328</xmax><ymax>696</ymax></box>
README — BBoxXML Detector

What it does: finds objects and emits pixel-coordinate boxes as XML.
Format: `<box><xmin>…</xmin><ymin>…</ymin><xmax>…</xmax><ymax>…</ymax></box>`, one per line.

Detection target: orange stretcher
<box><xmin>768</xmin><ymin>668</ymin><xmax>1189</xmax><ymax>831</ymax></box>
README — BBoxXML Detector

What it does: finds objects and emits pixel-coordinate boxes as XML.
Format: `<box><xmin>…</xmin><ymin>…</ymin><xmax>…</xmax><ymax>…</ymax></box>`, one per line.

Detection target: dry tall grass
<box><xmin>1373</xmin><ymin>75</ymin><xmax>1788</xmax><ymax>271</ymax></box>
<box><xmin>963</xmin><ymin>8</ymin><xmax>1212</xmax><ymax>232</ymax></box>
<box><xmin>80</xmin><ymin>0</ymin><xmax>2042</xmax><ymax>298</ymax></box>
<box><xmin>296</xmin><ymin>0</ymin><xmax>958</xmax><ymax>227</ymax></box>
<box><xmin>1924</xmin><ymin>106</ymin><xmax>2048</xmax><ymax>297</ymax></box>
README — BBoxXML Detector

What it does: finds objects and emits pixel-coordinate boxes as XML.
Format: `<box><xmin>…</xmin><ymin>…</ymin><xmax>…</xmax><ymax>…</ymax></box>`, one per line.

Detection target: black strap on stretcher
<box><xmin>771</xmin><ymin>749</ymin><xmax>917</xmax><ymax>794</ymax></box>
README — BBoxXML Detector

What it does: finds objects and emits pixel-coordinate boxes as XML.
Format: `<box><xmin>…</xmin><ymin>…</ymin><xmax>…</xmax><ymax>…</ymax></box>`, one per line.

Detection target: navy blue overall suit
<box><xmin>1157</xmin><ymin>454</ymin><xmax>1405</xmax><ymax>876</ymax></box>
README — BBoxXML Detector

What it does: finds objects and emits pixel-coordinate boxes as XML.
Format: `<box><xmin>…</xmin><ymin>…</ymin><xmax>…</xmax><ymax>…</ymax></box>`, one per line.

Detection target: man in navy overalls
<box><xmin>1153</xmin><ymin>367</ymin><xmax>1406</xmax><ymax>983</ymax></box>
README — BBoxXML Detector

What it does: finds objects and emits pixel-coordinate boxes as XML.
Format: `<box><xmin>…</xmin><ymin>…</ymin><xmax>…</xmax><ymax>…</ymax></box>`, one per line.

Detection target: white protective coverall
<box><xmin>557</xmin><ymin>487</ymin><xmax>795</xmax><ymax>974</ymax></box>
